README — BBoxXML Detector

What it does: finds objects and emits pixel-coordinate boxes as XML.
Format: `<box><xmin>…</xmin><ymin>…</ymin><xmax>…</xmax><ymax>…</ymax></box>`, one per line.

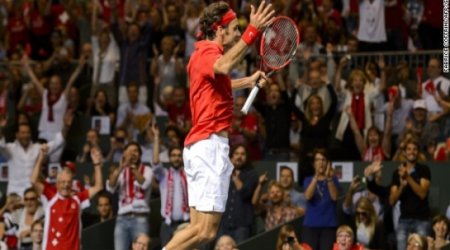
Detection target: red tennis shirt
<box><xmin>184</xmin><ymin>40</ymin><xmax>233</xmax><ymax>146</ymax></box>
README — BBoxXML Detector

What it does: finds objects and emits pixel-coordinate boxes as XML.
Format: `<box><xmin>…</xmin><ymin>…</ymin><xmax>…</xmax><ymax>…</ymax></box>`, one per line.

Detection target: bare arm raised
<box><xmin>213</xmin><ymin>2</ymin><xmax>275</xmax><ymax>75</ymax></box>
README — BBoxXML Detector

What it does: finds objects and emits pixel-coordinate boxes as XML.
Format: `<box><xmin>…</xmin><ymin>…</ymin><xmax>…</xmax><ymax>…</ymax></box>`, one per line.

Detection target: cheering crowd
<box><xmin>0</xmin><ymin>0</ymin><xmax>448</xmax><ymax>249</ymax></box>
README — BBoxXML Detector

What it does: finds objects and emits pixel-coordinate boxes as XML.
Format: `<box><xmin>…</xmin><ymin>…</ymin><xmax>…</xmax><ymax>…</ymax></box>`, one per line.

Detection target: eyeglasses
<box><xmin>314</xmin><ymin>157</ymin><xmax>326</xmax><ymax>162</ymax></box>
<box><xmin>24</xmin><ymin>197</ymin><xmax>37</xmax><ymax>201</ymax></box>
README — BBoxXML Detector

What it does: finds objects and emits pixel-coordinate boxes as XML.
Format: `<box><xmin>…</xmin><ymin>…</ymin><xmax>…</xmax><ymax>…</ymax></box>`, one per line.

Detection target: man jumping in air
<box><xmin>163</xmin><ymin>1</ymin><xmax>274</xmax><ymax>249</ymax></box>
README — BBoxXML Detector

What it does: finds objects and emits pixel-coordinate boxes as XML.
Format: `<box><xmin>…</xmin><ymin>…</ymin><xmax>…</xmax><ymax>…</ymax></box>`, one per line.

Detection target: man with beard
<box><xmin>389</xmin><ymin>138</ymin><xmax>431</xmax><ymax>250</ymax></box>
<box><xmin>151</xmin><ymin>124</ymin><xmax>189</xmax><ymax>246</ymax></box>
<box><xmin>218</xmin><ymin>145</ymin><xmax>258</xmax><ymax>243</ymax></box>
<box><xmin>253</xmin><ymin>181</ymin><xmax>301</xmax><ymax>231</ymax></box>
<box><xmin>107</xmin><ymin>142</ymin><xmax>154</xmax><ymax>250</ymax></box>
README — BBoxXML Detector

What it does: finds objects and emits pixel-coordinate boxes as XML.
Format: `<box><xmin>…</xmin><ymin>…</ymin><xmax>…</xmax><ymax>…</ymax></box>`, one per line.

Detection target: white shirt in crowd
<box><xmin>357</xmin><ymin>0</ymin><xmax>387</xmax><ymax>42</ymax></box>
<box><xmin>91</xmin><ymin>34</ymin><xmax>120</xmax><ymax>84</ymax></box>
<box><xmin>106</xmin><ymin>165</ymin><xmax>153</xmax><ymax>215</ymax></box>
<box><xmin>38</xmin><ymin>90</ymin><xmax>68</xmax><ymax>140</ymax></box>
<box><xmin>0</xmin><ymin>132</ymin><xmax>64</xmax><ymax>195</ymax></box>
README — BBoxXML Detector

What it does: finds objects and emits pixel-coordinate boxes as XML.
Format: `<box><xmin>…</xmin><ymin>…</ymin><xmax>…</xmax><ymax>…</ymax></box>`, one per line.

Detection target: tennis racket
<box><xmin>241</xmin><ymin>16</ymin><xmax>300</xmax><ymax>114</ymax></box>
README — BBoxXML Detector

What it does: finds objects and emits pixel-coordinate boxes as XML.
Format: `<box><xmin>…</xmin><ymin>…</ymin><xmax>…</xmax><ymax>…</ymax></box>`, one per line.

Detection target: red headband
<box><xmin>212</xmin><ymin>9</ymin><xmax>237</xmax><ymax>30</ymax></box>
<box><xmin>196</xmin><ymin>9</ymin><xmax>237</xmax><ymax>39</ymax></box>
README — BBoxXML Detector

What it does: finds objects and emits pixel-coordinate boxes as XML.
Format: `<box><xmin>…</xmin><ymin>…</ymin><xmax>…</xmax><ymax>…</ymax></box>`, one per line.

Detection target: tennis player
<box><xmin>162</xmin><ymin>1</ymin><xmax>274</xmax><ymax>250</ymax></box>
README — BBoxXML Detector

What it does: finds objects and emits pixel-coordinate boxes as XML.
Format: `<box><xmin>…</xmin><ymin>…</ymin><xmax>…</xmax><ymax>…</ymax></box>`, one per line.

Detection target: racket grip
<box><xmin>241</xmin><ymin>86</ymin><xmax>260</xmax><ymax>114</ymax></box>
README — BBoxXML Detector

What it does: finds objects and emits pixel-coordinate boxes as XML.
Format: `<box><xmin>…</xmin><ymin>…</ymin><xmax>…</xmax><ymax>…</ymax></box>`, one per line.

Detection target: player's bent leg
<box><xmin>164</xmin><ymin>211</ymin><xmax>222</xmax><ymax>250</ymax></box>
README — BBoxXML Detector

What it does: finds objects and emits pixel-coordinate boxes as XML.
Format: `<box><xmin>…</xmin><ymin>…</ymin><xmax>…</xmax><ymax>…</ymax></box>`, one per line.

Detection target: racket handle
<box><xmin>241</xmin><ymin>85</ymin><xmax>260</xmax><ymax>114</ymax></box>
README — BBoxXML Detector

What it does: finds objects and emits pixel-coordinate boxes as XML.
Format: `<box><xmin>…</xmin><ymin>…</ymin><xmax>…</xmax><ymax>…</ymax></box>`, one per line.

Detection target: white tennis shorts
<box><xmin>183</xmin><ymin>134</ymin><xmax>233</xmax><ymax>212</ymax></box>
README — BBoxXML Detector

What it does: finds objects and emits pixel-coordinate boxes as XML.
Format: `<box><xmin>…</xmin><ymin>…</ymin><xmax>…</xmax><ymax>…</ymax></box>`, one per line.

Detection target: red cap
<box><xmin>63</xmin><ymin>161</ymin><xmax>76</xmax><ymax>173</ymax></box>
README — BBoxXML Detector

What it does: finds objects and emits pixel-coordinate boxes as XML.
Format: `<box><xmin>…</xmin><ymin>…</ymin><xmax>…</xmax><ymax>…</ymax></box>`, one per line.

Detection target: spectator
<box><xmin>76</xmin><ymin>129</ymin><xmax>104</xmax><ymax>163</ymax></box>
<box><xmin>0</xmin><ymin>119</ymin><xmax>65</xmax><ymax>196</ymax></box>
<box><xmin>155</xmin><ymin>85</ymin><xmax>192</xmax><ymax>137</ymax></box>
<box><xmin>161</xmin><ymin>2</ymin><xmax>185</xmax><ymax>50</ymax></box>
<box><xmin>131</xmin><ymin>233</ymin><xmax>151</xmax><ymax>250</ymax></box>
<box><xmin>30</xmin><ymin>220</ymin><xmax>43</xmax><ymax>250</ymax></box>
<box><xmin>215</xmin><ymin>235</ymin><xmax>238</xmax><ymax>250</ymax></box>
<box><xmin>0</xmin><ymin>193</ymin><xmax>22</xmax><ymax>249</ymax></box>
<box><xmin>112</xmin><ymin>11</ymin><xmax>152</xmax><ymax>105</ymax></box>
<box><xmin>303</xmin><ymin>148</ymin><xmax>339</xmax><ymax>250</ymax></box>
<box><xmin>24</xmin><ymin>54</ymin><xmax>85</xmax><ymax>162</ymax></box>
<box><xmin>13</xmin><ymin>188</ymin><xmax>44</xmax><ymax>249</ymax></box>
<box><xmin>407</xmin><ymin>233</ymin><xmax>428</xmax><ymax>250</ymax></box>
<box><xmin>427</xmin><ymin>215</ymin><xmax>449</xmax><ymax>250</ymax></box>
<box><xmin>255</xmin><ymin>81</ymin><xmax>291</xmax><ymax>161</ymax></box>
<box><xmin>91</xmin><ymin>2</ymin><xmax>120</xmax><ymax>108</ymax></box>
<box><xmin>27</xmin><ymin>0</ymin><xmax>53</xmax><ymax>61</ymax></box>
<box><xmin>350</xmin><ymin>197</ymin><xmax>386</xmax><ymax>249</ymax></box>
<box><xmin>418</xmin><ymin>0</ymin><xmax>443</xmax><ymax>50</ymax></box>
<box><xmin>82</xmin><ymin>191</ymin><xmax>114</xmax><ymax>228</ymax></box>
<box><xmin>106</xmin><ymin>127</ymin><xmax>128</xmax><ymax>163</ymax></box>
<box><xmin>293</xmin><ymin>68</ymin><xmax>337</xmax><ymax>173</ymax></box>
<box><xmin>345</xmin><ymin>101</ymin><xmax>393</xmax><ymax>161</ymax></box>
<box><xmin>229</xmin><ymin>95</ymin><xmax>264</xmax><ymax>160</ymax></box>
<box><xmin>334</xmin><ymin>56</ymin><xmax>386</xmax><ymax>160</ymax></box>
<box><xmin>115</xmin><ymin>83</ymin><xmax>152</xmax><ymax>141</ymax></box>
<box><xmin>356</xmin><ymin>0</ymin><xmax>386</xmax><ymax>51</ymax></box>
<box><xmin>182</xmin><ymin>0</ymin><xmax>203</xmax><ymax>59</ymax></box>
<box><xmin>152</xmin><ymin>124</ymin><xmax>189</xmax><ymax>246</ymax></box>
<box><xmin>332</xmin><ymin>225</ymin><xmax>364</xmax><ymax>250</ymax></box>
<box><xmin>5</xmin><ymin>2</ymin><xmax>28</xmax><ymax>55</ymax></box>
<box><xmin>86</xmin><ymin>89</ymin><xmax>116</xmax><ymax>127</ymax></box>
<box><xmin>404</xmin><ymin>99</ymin><xmax>440</xmax><ymax>150</ymax></box>
<box><xmin>219</xmin><ymin>144</ymin><xmax>258</xmax><ymax>243</ymax></box>
<box><xmin>344</xmin><ymin>164</ymin><xmax>384</xmax><ymax>215</ymax></box>
<box><xmin>278</xmin><ymin>166</ymin><xmax>306</xmax><ymax>216</ymax></box>
<box><xmin>17</xmin><ymin>62</ymin><xmax>45</xmax><ymax>117</ymax></box>
<box><xmin>421</xmin><ymin>58</ymin><xmax>450</xmax><ymax>114</ymax></box>
<box><xmin>392</xmin><ymin>131</ymin><xmax>427</xmax><ymax>162</ymax></box>
<box><xmin>253</xmin><ymin>180</ymin><xmax>301</xmax><ymax>231</ymax></box>
<box><xmin>389</xmin><ymin>138</ymin><xmax>431</xmax><ymax>250</ymax></box>
<box><xmin>30</xmin><ymin>145</ymin><xmax>103</xmax><ymax>250</ymax></box>
<box><xmin>384</xmin><ymin>0</ymin><xmax>408</xmax><ymax>51</ymax></box>
<box><xmin>140</xmin><ymin>125</ymin><xmax>169</xmax><ymax>165</ymax></box>
<box><xmin>150</xmin><ymin>36</ymin><xmax>184</xmax><ymax>93</ymax></box>
<box><xmin>383</xmin><ymin>86</ymin><xmax>413</xmax><ymax>150</ymax></box>
<box><xmin>276</xmin><ymin>224</ymin><xmax>312</xmax><ymax>250</ymax></box>
<box><xmin>107</xmin><ymin>142</ymin><xmax>153</xmax><ymax>250</ymax></box>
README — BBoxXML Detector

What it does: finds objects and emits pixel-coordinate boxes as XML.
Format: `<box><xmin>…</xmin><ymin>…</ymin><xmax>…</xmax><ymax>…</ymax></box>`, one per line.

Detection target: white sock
<box><xmin>162</xmin><ymin>248</ymin><xmax>166</xmax><ymax>250</ymax></box>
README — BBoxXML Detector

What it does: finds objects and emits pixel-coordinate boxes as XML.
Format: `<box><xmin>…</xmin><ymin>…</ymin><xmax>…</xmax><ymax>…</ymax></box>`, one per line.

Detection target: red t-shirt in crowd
<box><xmin>229</xmin><ymin>113</ymin><xmax>262</xmax><ymax>160</ymax></box>
<box><xmin>42</xmin><ymin>182</ymin><xmax>89</xmax><ymax>250</ymax></box>
<box><xmin>167</xmin><ymin>102</ymin><xmax>192</xmax><ymax>128</ymax></box>
<box><xmin>99</xmin><ymin>0</ymin><xmax>125</xmax><ymax>23</ymax></box>
<box><xmin>29</xmin><ymin>9</ymin><xmax>53</xmax><ymax>36</ymax></box>
<box><xmin>421</xmin><ymin>0</ymin><xmax>443</xmax><ymax>28</ymax></box>
<box><xmin>7</xmin><ymin>15</ymin><xmax>28</xmax><ymax>52</ymax></box>
<box><xmin>184</xmin><ymin>40</ymin><xmax>233</xmax><ymax>146</ymax></box>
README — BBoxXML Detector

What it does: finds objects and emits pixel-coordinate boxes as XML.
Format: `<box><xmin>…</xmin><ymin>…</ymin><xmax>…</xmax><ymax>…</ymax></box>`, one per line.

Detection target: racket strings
<box><xmin>261</xmin><ymin>18</ymin><xmax>299</xmax><ymax>69</ymax></box>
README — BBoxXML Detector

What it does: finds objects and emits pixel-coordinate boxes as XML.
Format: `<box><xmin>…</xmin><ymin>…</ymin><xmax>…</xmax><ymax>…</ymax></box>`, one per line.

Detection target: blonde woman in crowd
<box><xmin>352</xmin><ymin>197</ymin><xmax>386</xmax><ymax>249</ymax></box>
<box><xmin>333</xmin><ymin>225</ymin><xmax>364</xmax><ymax>250</ymax></box>
<box><xmin>408</xmin><ymin>233</ymin><xmax>428</xmax><ymax>250</ymax></box>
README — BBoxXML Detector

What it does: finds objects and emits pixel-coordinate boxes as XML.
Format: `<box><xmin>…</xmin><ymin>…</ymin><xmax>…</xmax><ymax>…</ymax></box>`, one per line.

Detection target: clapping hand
<box><xmin>90</xmin><ymin>147</ymin><xmax>103</xmax><ymax>166</ymax></box>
